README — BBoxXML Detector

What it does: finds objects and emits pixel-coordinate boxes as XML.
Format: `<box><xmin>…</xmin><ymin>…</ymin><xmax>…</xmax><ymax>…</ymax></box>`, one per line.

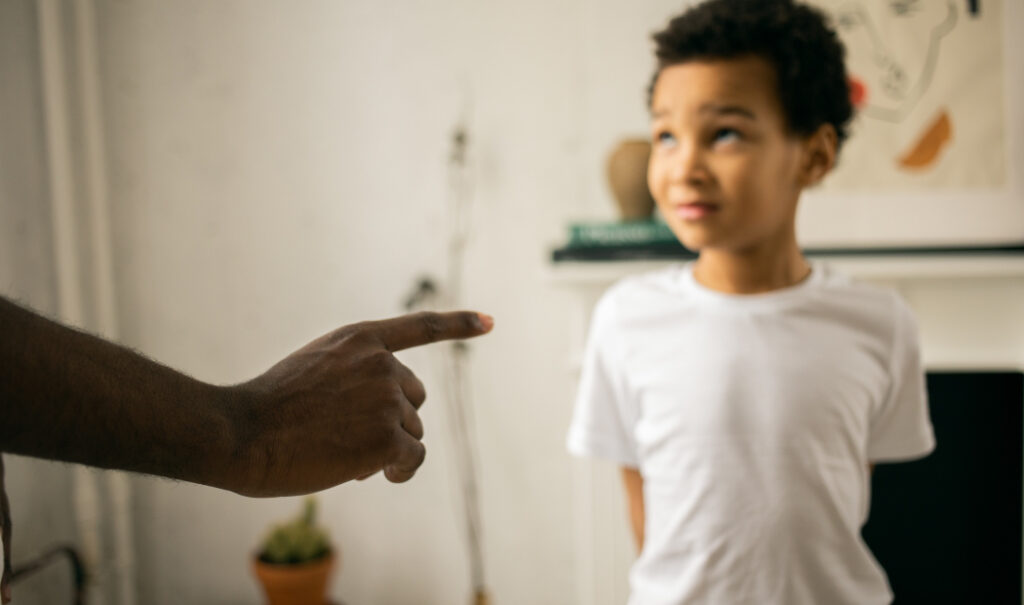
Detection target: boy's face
<box><xmin>648</xmin><ymin>57</ymin><xmax>808</xmax><ymax>254</ymax></box>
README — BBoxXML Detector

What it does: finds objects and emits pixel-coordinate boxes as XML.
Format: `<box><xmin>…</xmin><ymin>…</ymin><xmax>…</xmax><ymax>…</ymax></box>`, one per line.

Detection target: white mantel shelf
<box><xmin>550</xmin><ymin>249</ymin><xmax>1024</xmax><ymax>374</ymax></box>
<box><xmin>547</xmin><ymin>252</ymin><xmax>1024</xmax><ymax>285</ymax></box>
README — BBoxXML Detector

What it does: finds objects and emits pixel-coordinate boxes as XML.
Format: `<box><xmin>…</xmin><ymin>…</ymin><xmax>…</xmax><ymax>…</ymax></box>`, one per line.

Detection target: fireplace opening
<box><xmin>863</xmin><ymin>371</ymin><xmax>1024</xmax><ymax>604</ymax></box>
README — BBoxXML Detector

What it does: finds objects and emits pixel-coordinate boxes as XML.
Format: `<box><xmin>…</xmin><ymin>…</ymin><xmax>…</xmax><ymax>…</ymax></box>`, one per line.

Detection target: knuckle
<box><xmin>382</xmin><ymin>386</ymin><xmax>405</xmax><ymax>414</ymax></box>
<box><xmin>410</xmin><ymin>379</ymin><xmax>426</xmax><ymax>401</ymax></box>
<box><xmin>352</xmin><ymin>330</ymin><xmax>381</xmax><ymax>350</ymax></box>
<box><xmin>331</xmin><ymin>323</ymin><xmax>363</xmax><ymax>342</ymax></box>
<box><xmin>392</xmin><ymin>437</ymin><xmax>426</xmax><ymax>467</ymax></box>
<box><xmin>411</xmin><ymin>441</ymin><xmax>427</xmax><ymax>466</ymax></box>
<box><xmin>384</xmin><ymin>439</ymin><xmax>426</xmax><ymax>483</ymax></box>
<box><xmin>385</xmin><ymin>466</ymin><xmax>414</xmax><ymax>483</ymax></box>
<box><xmin>458</xmin><ymin>311</ymin><xmax>477</xmax><ymax>332</ymax></box>
<box><xmin>385</xmin><ymin>425</ymin><xmax>408</xmax><ymax>456</ymax></box>
<box><xmin>334</xmin><ymin>323</ymin><xmax>381</xmax><ymax>350</ymax></box>
<box><xmin>364</xmin><ymin>350</ymin><xmax>397</xmax><ymax>375</ymax></box>
<box><xmin>369</xmin><ymin>424</ymin><xmax>399</xmax><ymax>459</ymax></box>
<box><xmin>417</xmin><ymin>312</ymin><xmax>447</xmax><ymax>341</ymax></box>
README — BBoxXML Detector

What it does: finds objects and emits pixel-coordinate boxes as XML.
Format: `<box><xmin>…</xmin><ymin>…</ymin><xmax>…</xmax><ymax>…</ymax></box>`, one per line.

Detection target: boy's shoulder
<box><xmin>814</xmin><ymin>261</ymin><xmax>889</xmax><ymax>293</ymax></box>
<box><xmin>587</xmin><ymin>265</ymin><xmax>690</xmax><ymax>336</ymax></box>
<box><xmin>605</xmin><ymin>264</ymin><xmax>687</xmax><ymax>299</ymax></box>
<box><xmin>597</xmin><ymin>264</ymin><xmax>690</xmax><ymax>312</ymax></box>
<box><xmin>803</xmin><ymin>264</ymin><xmax>920</xmax><ymax>348</ymax></box>
<box><xmin>814</xmin><ymin>263</ymin><xmax>913</xmax><ymax>317</ymax></box>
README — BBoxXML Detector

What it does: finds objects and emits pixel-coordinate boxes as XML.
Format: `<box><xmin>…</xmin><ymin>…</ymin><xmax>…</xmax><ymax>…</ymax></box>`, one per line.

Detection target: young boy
<box><xmin>566</xmin><ymin>1</ymin><xmax>935</xmax><ymax>603</ymax></box>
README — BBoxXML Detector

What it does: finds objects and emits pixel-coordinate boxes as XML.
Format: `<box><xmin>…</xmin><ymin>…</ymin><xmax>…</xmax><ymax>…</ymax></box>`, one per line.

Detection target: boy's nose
<box><xmin>670</xmin><ymin>141</ymin><xmax>709</xmax><ymax>185</ymax></box>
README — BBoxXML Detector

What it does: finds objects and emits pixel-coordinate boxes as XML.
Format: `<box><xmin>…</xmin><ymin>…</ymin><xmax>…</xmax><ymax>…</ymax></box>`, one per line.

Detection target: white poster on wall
<box><xmin>797</xmin><ymin>0</ymin><xmax>1023</xmax><ymax>248</ymax></box>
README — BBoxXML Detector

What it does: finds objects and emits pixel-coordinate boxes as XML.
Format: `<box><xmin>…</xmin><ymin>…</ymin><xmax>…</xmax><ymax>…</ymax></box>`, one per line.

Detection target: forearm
<box><xmin>0</xmin><ymin>296</ymin><xmax>244</xmax><ymax>492</ymax></box>
<box><xmin>621</xmin><ymin>466</ymin><xmax>645</xmax><ymax>552</ymax></box>
<box><xmin>1</xmin><ymin>298</ymin><xmax>493</xmax><ymax>497</ymax></box>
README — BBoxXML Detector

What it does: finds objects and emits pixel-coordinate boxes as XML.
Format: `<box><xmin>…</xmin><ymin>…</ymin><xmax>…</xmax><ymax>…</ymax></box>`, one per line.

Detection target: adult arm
<box><xmin>0</xmin><ymin>295</ymin><xmax>492</xmax><ymax>496</ymax></box>
<box><xmin>621</xmin><ymin>466</ymin><xmax>645</xmax><ymax>552</ymax></box>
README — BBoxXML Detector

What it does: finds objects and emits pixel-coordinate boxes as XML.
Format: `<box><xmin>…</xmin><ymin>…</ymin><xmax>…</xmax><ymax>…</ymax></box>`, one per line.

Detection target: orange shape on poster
<box><xmin>898</xmin><ymin>110</ymin><xmax>952</xmax><ymax>170</ymax></box>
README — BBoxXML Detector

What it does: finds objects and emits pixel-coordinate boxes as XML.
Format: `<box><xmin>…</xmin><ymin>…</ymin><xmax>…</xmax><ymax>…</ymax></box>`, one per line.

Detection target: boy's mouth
<box><xmin>673</xmin><ymin>202</ymin><xmax>720</xmax><ymax>221</ymax></box>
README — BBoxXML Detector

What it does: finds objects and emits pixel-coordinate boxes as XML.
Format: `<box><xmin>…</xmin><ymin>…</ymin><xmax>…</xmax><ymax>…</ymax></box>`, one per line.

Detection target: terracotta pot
<box><xmin>253</xmin><ymin>552</ymin><xmax>336</xmax><ymax>605</ymax></box>
<box><xmin>606</xmin><ymin>138</ymin><xmax>655</xmax><ymax>220</ymax></box>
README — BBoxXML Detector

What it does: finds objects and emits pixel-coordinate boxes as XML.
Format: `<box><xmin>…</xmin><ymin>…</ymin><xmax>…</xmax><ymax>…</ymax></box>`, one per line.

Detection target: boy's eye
<box><xmin>655</xmin><ymin>131</ymin><xmax>677</xmax><ymax>147</ymax></box>
<box><xmin>712</xmin><ymin>128</ymin><xmax>741</xmax><ymax>145</ymax></box>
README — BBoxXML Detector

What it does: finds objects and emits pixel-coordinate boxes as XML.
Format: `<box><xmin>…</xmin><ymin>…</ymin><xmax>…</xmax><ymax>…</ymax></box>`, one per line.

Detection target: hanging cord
<box><xmin>446</xmin><ymin>342</ymin><xmax>486</xmax><ymax>594</ymax></box>
<box><xmin>0</xmin><ymin>458</ymin><xmax>86</xmax><ymax>605</ymax></box>
<box><xmin>446</xmin><ymin>121</ymin><xmax>489</xmax><ymax>603</ymax></box>
<box><xmin>10</xmin><ymin>544</ymin><xmax>87</xmax><ymax>605</ymax></box>
<box><xmin>403</xmin><ymin>118</ymin><xmax>489</xmax><ymax>603</ymax></box>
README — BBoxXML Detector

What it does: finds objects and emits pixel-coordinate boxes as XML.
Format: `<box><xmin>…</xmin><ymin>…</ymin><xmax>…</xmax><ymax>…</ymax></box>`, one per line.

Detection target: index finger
<box><xmin>369</xmin><ymin>311</ymin><xmax>494</xmax><ymax>352</ymax></box>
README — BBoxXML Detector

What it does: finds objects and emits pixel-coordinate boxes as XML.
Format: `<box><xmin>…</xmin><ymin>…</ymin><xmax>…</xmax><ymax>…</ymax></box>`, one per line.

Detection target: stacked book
<box><xmin>552</xmin><ymin>219</ymin><xmax>696</xmax><ymax>261</ymax></box>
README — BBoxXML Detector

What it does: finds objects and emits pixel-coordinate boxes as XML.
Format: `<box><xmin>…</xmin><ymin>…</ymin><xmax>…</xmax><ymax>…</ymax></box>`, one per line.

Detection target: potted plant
<box><xmin>253</xmin><ymin>497</ymin><xmax>337</xmax><ymax>605</ymax></box>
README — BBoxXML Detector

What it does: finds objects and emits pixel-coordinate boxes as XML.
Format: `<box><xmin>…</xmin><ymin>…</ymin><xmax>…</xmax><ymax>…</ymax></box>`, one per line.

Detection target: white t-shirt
<box><xmin>566</xmin><ymin>262</ymin><xmax>935</xmax><ymax>605</ymax></box>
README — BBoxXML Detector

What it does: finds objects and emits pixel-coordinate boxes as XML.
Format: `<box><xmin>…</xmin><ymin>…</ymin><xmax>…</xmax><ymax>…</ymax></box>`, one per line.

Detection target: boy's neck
<box><xmin>693</xmin><ymin>239</ymin><xmax>810</xmax><ymax>295</ymax></box>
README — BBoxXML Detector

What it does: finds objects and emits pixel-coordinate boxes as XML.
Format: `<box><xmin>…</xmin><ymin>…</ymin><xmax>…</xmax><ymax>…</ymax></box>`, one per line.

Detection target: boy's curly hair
<box><xmin>650</xmin><ymin>0</ymin><xmax>854</xmax><ymax>149</ymax></box>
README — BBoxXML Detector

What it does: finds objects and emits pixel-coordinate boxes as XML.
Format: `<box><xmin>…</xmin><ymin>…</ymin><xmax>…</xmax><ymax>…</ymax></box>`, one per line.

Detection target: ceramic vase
<box><xmin>606</xmin><ymin>138</ymin><xmax>655</xmax><ymax>220</ymax></box>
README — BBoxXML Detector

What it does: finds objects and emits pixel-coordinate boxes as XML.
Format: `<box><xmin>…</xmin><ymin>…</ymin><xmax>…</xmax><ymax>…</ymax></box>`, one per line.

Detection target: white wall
<box><xmin>0</xmin><ymin>1</ymin><xmax>78</xmax><ymax>603</ymax></box>
<box><xmin>91</xmin><ymin>1</ymin><xmax>689</xmax><ymax>604</ymax></box>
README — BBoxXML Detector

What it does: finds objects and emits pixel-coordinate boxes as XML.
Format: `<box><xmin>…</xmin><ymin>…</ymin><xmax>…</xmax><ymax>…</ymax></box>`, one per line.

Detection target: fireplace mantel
<box><xmin>548</xmin><ymin>250</ymin><xmax>1024</xmax><ymax>285</ymax></box>
<box><xmin>550</xmin><ymin>251</ymin><xmax>1024</xmax><ymax>372</ymax></box>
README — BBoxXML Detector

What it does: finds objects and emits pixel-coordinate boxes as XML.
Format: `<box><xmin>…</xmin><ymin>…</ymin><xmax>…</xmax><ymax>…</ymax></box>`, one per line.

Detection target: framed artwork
<box><xmin>797</xmin><ymin>0</ymin><xmax>1023</xmax><ymax>248</ymax></box>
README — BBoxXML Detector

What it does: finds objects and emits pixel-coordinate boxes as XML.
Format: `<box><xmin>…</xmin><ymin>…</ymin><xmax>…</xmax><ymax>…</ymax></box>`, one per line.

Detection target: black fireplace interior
<box><xmin>862</xmin><ymin>371</ymin><xmax>1024</xmax><ymax>604</ymax></box>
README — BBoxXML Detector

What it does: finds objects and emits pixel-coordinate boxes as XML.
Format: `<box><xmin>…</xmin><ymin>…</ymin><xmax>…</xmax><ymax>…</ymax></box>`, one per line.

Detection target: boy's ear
<box><xmin>799</xmin><ymin>124</ymin><xmax>838</xmax><ymax>187</ymax></box>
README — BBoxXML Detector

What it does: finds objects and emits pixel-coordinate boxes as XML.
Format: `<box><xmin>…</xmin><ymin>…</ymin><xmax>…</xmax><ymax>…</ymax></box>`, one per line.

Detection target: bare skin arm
<box><xmin>0</xmin><ymin>296</ymin><xmax>493</xmax><ymax>495</ymax></box>
<box><xmin>621</xmin><ymin>466</ymin><xmax>645</xmax><ymax>552</ymax></box>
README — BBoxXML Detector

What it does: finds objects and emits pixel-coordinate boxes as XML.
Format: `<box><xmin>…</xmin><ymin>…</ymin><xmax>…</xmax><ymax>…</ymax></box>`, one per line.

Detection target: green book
<box><xmin>568</xmin><ymin>220</ymin><xmax>677</xmax><ymax>248</ymax></box>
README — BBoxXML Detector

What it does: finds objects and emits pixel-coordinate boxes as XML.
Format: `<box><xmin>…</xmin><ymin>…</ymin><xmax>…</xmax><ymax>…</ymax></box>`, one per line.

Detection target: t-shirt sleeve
<box><xmin>566</xmin><ymin>290</ymin><xmax>640</xmax><ymax>467</ymax></box>
<box><xmin>867</xmin><ymin>295</ymin><xmax>936</xmax><ymax>463</ymax></box>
